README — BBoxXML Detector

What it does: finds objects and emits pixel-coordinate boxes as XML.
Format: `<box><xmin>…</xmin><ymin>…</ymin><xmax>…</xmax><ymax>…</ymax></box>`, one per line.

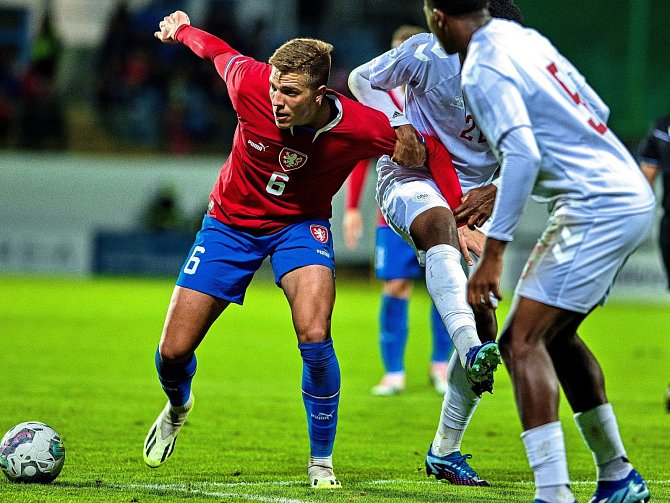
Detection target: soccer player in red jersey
<box><xmin>144</xmin><ymin>11</ymin><xmax>489</xmax><ymax>488</ymax></box>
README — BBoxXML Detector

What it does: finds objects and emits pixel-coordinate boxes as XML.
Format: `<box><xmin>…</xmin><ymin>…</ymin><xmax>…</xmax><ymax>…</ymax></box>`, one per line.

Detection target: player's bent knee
<box><xmin>297</xmin><ymin>332</ymin><xmax>330</xmax><ymax>344</ymax></box>
<box><xmin>497</xmin><ymin>323</ymin><xmax>547</xmax><ymax>364</ymax></box>
<box><xmin>294</xmin><ymin>322</ymin><xmax>330</xmax><ymax>344</ymax></box>
<box><xmin>158</xmin><ymin>340</ymin><xmax>194</xmax><ymax>364</ymax></box>
<box><xmin>410</xmin><ymin>207</ymin><xmax>457</xmax><ymax>250</ymax></box>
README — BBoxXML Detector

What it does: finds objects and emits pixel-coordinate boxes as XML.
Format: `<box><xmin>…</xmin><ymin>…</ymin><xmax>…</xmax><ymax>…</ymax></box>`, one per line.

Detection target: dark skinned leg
<box><xmin>548</xmin><ymin>331</ymin><xmax>607</xmax><ymax>413</ymax></box>
<box><xmin>498</xmin><ymin>296</ymin><xmax>587</xmax><ymax>429</ymax></box>
<box><xmin>409</xmin><ymin>206</ymin><xmax>459</xmax><ymax>251</ymax></box>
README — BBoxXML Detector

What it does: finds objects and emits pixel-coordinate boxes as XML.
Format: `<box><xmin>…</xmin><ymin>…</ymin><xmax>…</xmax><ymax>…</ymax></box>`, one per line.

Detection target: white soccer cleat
<box><xmin>370</xmin><ymin>373</ymin><xmax>406</xmax><ymax>396</ymax></box>
<box><xmin>143</xmin><ymin>395</ymin><xmax>193</xmax><ymax>468</ymax></box>
<box><xmin>429</xmin><ymin>363</ymin><xmax>448</xmax><ymax>395</ymax></box>
<box><xmin>308</xmin><ymin>462</ymin><xmax>341</xmax><ymax>489</ymax></box>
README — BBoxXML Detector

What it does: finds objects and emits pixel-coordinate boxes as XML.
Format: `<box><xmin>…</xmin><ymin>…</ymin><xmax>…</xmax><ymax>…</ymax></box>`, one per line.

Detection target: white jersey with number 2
<box><xmin>367</xmin><ymin>32</ymin><xmax>498</xmax><ymax>193</ymax></box>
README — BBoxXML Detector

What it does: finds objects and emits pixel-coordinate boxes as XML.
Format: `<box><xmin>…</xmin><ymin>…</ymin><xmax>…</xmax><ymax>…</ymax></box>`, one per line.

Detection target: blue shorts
<box><xmin>176</xmin><ymin>215</ymin><xmax>335</xmax><ymax>304</ymax></box>
<box><xmin>374</xmin><ymin>225</ymin><xmax>423</xmax><ymax>280</ymax></box>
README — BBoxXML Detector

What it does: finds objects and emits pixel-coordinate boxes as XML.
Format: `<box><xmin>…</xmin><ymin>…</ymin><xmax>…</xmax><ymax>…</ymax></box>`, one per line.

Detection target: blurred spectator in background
<box><xmin>18</xmin><ymin>9</ymin><xmax>65</xmax><ymax>149</ymax></box>
<box><xmin>95</xmin><ymin>0</ymin><xmax>254</xmax><ymax>153</ymax></box>
<box><xmin>638</xmin><ymin>114</ymin><xmax>670</xmax><ymax>290</ymax></box>
<box><xmin>143</xmin><ymin>184</ymin><xmax>185</xmax><ymax>231</ymax></box>
<box><xmin>0</xmin><ymin>46</ymin><xmax>20</xmax><ymax>146</ymax></box>
<box><xmin>96</xmin><ymin>1</ymin><xmax>165</xmax><ymax>148</ymax></box>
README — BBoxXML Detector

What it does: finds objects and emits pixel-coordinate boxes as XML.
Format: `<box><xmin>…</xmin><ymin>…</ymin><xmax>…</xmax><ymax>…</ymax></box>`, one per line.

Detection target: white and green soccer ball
<box><xmin>0</xmin><ymin>421</ymin><xmax>65</xmax><ymax>483</ymax></box>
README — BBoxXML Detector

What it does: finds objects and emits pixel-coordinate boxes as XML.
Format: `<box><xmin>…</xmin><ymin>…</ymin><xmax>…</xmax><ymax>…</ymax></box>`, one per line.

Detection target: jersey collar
<box><xmin>290</xmin><ymin>93</ymin><xmax>343</xmax><ymax>142</ymax></box>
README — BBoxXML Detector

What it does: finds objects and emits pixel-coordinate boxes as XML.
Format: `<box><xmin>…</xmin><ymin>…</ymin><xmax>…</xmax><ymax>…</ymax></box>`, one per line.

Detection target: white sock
<box><xmin>308</xmin><ymin>456</ymin><xmax>333</xmax><ymax>469</ymax></box>
<box><xmin>574</xmin><ymin>403</ymin><xmax>631</xmax><ymax>481</ymax></box>
<box><xmin>522</xmin><ymin>422</ymin><xmax>572</xmax><ymax>502</ymax></box>
<box><xmin>425</xmin><ymin>244</ymin><xmax>479</xmax><ymax>367</ymax></box>
<box><xmin>432</xmin><ymin>352</ymin><xmax>480</xmax><ymax>456</ymax></box>
<box><xmin>534</xmin><ymin>486</ymin><xmax>577</xmax><ymax>503</ymax></box>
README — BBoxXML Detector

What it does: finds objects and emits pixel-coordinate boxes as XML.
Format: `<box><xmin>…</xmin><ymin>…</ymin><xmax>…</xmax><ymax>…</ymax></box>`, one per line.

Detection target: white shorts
<box><xmin>375</xmin><ymin>155</ymin><xmax>451</xmax><ymax>262</ymax></box>
<box><xmin>514</xmin><ymin>207</ymin><xmax>655</xmax><ymax>313</ymax></box>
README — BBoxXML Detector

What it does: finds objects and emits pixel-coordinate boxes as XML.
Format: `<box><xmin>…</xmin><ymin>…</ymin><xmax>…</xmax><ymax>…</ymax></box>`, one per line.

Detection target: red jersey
<box><xmin>345</xmin><ymin>88</ymin><xmax>405</xmax><ymax>227</ymax></box>
<box><xmin>176</xmin><ymin>26</ymin><xmax>461</xmax><ymax>234</ymax></box>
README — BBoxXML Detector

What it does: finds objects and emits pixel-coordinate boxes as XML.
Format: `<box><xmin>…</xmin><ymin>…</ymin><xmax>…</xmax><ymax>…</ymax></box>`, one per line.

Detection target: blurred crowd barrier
<box><xmin>1</xmin><ymin>152</ymin><xmax>667</xmax><ymax>304</ymax></box>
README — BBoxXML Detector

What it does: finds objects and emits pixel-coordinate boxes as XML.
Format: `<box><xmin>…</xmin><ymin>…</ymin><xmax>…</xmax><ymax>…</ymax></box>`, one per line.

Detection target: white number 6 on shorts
<box><xmin>183</xmin><ymin>246</ymin><xmax>206</xmax><ymax>275</ymax></box>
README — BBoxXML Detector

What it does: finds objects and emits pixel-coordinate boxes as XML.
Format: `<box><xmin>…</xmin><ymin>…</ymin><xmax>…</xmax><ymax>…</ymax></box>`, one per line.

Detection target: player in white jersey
<box><xmin>348</xmin><ymin>0</ymin><xmax>523</xmax><ymax>486</ymax></box>
<box><xmin>424</xmin><ymin>1</ymin><xmax>655</xmax><ymax>502</ymax></box>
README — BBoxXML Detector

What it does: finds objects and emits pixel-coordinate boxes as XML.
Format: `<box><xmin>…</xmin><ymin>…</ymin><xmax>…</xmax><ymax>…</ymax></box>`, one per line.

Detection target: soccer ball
<box><xmin>0</xmin><ymin>422</ymin><xmax>65</xmax><ymax>483</ymax></box>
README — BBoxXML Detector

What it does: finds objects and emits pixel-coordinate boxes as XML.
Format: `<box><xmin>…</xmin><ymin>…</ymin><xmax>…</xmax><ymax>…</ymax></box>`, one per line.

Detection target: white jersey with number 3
<box><xmin>367</xmin><ymin>32</ymin><xmax>498</xmax><ymax>193</ymax></box>
<box><xmin>461</xmin><ymin>19</ymin><xmax>655</xmax><ymax>240</ymax></box>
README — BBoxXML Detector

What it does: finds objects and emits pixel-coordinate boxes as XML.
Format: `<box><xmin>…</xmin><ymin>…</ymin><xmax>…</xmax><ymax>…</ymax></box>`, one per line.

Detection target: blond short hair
<box><xmin>391</xmin><ymin>25</ymin><xmax>426</xmax><ymax>46</ymax></box>
<box><xmin>268</xmin><ymin>38</ymin><xmax>333</xmax><ymax>89</ymax></box>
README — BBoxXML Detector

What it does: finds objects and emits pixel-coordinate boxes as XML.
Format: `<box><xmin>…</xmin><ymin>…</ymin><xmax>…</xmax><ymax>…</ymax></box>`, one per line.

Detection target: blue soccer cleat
<box><xmin>588</xmin><ymin>469</ymin><xmax>650</xmax><ymax>503</ymax></box>
<box><xmin>425</xmin><ymin>444</ymin><xmax>490</xmax><ymax>486</ymax></box>
<box><xmin>464</xmin><ymin>341</ymin><xmax>502</xmax><ymax>396</ymax></box>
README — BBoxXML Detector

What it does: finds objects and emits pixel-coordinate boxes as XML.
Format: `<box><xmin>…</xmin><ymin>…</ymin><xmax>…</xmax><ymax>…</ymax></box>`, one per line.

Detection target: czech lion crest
<box><xmin>279</xmin><ymin>147</ymin><xmax>307</xmax><ymax>171</ymax></box>
<box><xmin>310</xmin><ymin>224</ymin><xmax>329</xmax><ymax>243</ymax></box>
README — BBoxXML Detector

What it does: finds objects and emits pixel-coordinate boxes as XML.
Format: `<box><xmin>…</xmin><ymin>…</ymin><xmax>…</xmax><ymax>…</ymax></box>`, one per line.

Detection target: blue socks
<box><xmin>155</xmin><ymin>347</ymin><xmax>197</xmax><ymax>407</ymax></box>
<box><xmin>299</xmin><ymin>339</ymin><xmax>340</xmax><ymax>458</ymax></box>
<box><xmin>379</xmin><ymin>295</ymin><xmax>452</xmax><ymax>370</ymax></box>
<box><xmin>379</xmin><ymin>295</ymin><xmax>409</xmax><ymax>373</ymax></box>
<box><xmin>430</xmin><ymin>303</ymin><xmax>453</xmax><ymax>363</ymax></box>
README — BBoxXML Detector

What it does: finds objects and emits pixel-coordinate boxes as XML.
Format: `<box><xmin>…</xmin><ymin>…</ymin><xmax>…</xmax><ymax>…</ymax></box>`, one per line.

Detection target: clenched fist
<box><xmin>154</xmin><ymin>11</ymin><xmax>190</xmax><ymax>44</ymax></box>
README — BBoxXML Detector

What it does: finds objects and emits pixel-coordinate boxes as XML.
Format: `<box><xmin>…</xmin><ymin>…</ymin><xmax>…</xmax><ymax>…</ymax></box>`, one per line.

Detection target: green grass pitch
<box><xmin>0</xmin><ymin>275</ymin><xmax>668</xmax><ymax>502</ymax></box>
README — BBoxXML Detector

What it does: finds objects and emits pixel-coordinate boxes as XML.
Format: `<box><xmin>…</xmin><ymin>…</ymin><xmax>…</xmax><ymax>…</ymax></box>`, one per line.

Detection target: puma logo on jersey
<box><xmin>247</xmin><ymin>139</ymin><xmax>268</xmax><ymax>151</ymax></box>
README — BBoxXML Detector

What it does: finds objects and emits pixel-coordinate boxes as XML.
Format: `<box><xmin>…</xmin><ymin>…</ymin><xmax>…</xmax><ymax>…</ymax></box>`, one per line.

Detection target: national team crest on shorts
<box><xmin>310</xmin><ymin>224</ymin><xmax>329</xmax><ymax>243</ymax></box>
<box><xmin>279</xmin><ymin>147</ymin><xmax>307</xmax><ymax>171</ymax></box>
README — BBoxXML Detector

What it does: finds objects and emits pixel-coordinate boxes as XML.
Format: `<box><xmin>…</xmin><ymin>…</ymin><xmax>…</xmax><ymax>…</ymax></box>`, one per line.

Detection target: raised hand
<box><xmin>154</xmin><ymin>11</ymin><xmax>191</xmax><ymax>44</ymax></box>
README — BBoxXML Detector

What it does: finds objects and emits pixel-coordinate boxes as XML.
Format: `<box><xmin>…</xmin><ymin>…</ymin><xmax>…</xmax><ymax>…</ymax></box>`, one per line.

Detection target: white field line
<box><xmin>112</xmin><ymin>478</ymin><xmax>670</xmax><ymax>502</ymax></box>
<box><xmin>115</xmin><ymin>483</ymin><xmax>308</xmax><ymax>503</ymax></box>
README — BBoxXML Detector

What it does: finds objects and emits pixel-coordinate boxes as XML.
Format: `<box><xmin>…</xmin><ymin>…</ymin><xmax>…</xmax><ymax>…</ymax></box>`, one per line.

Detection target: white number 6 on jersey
<box><xmin>183</xmin><ymin>246</ymin><xmax>205</xmax><ymax>275</ymax></box>
<box><xmin>266</xmin><ymin>171</ymin><xmax>290</xmax><ymax>196</ymax></box>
